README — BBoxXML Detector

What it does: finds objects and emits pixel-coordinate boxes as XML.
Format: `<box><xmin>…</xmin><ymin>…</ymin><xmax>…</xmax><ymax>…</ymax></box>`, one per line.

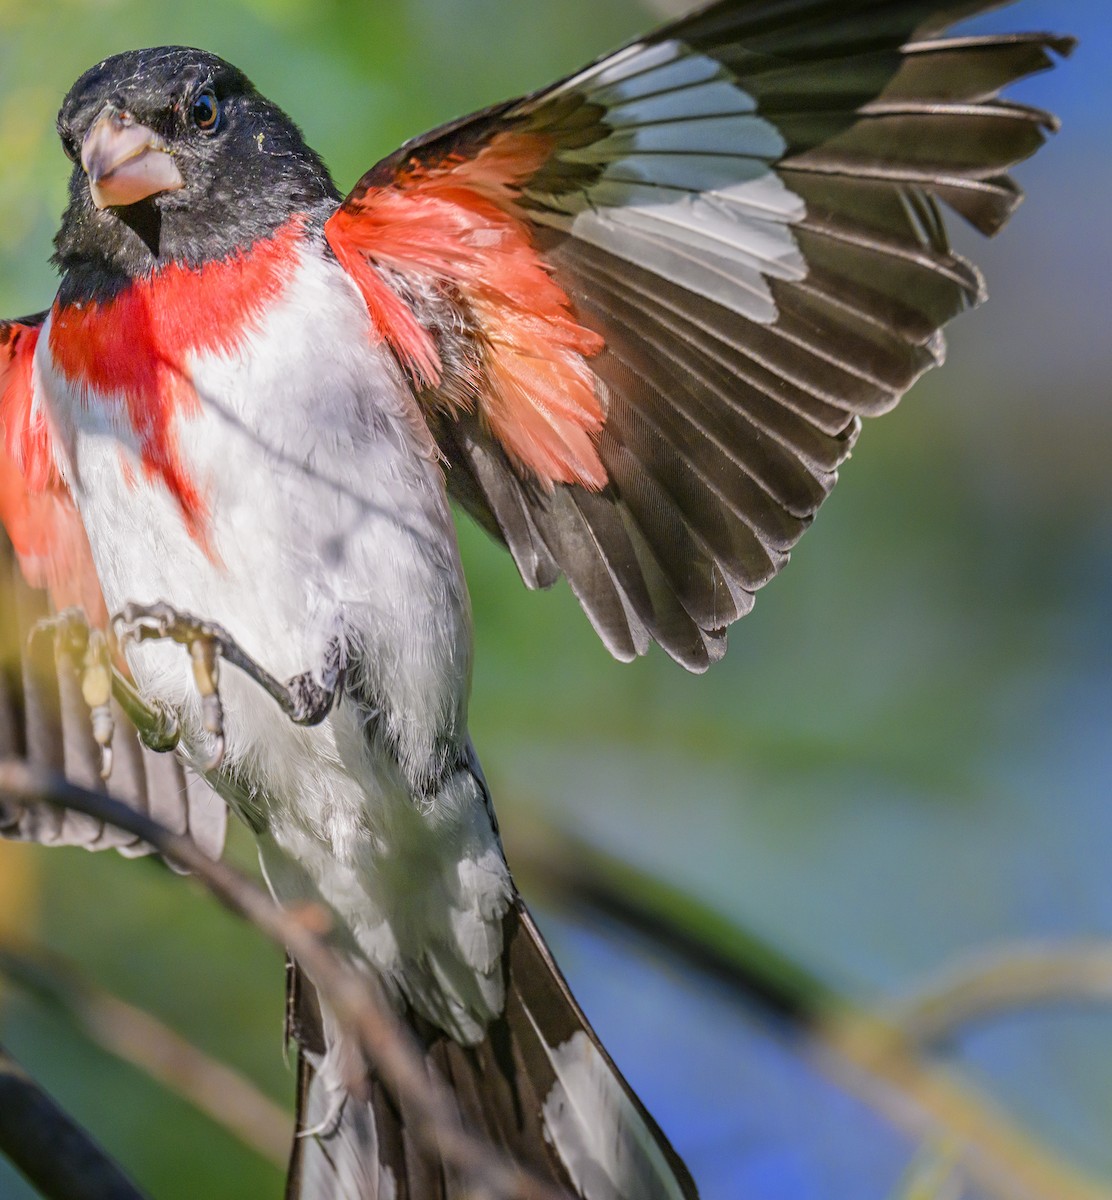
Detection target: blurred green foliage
<box><xmin>1</xmin><ymin>1</ymin><xmax>1109</xmax><ymax>1198</ymax></box>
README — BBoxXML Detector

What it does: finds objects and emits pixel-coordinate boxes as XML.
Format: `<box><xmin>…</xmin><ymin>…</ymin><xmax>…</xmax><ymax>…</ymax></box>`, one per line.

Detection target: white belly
<box><xmin>36</xmin><ymin>245</ymin><xmax>510</xmax><ymax>1042</ymax></box>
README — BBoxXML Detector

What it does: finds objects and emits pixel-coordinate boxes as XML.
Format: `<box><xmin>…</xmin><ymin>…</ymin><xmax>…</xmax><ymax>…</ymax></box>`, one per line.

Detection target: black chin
<box><xmin>115</xmin><ymin>198</ymin><xmax>162</xmax><ymax>258</ymax></box>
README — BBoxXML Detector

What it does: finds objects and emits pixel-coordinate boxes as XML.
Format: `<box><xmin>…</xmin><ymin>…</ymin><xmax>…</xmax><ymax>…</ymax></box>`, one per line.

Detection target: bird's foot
<box><xmin>112</xmin><ymin>601</ymin><xmax>343</xmax><ymax>772</ymax></box>
<box><xmin>113</xmin><ymin>602</ymin><xmax>233</xmax><ymax>771</ymax></box>
<box><xmin>31</xmin><ymin>608</ymin><xmax>116</xmax><ymax>779</ymax></box>
<box><xmin>32</xmin><ymin>608</ymin><xmax>183</xmax><ymax>772</ymax></box>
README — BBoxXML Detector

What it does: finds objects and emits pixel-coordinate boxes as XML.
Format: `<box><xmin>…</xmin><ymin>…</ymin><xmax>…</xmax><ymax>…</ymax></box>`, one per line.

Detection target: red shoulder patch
<box><xmin>326</xmin><ymin>131</ymin><xmax>607</xmax><ymax>491</ymax></box>
<box><xmin>0</xmin><ymin>317</ymin><xmax>105</xmax><ymax>619</ymax></box>
<box><xmin>47</xmin><ymin>216</ymin><xmax>305</xmax><ymax>546</ymax></box>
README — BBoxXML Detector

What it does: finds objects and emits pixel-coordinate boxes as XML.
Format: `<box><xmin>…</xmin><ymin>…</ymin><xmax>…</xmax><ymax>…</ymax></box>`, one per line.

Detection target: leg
<box><xmin>112</xmin><ymin>601</ymin><xmax>345</xmax><ymax>771</ymax></box>
<box><xmin>30</xmin><ymin>609</ymin><xmax>181</xmax><ymax>779</ymax></box>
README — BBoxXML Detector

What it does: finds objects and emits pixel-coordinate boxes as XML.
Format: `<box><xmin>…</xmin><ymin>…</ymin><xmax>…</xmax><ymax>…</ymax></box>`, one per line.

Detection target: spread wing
<box><xmin>327</xmin><ymin>0</ymin><xmax>1072</xmax><ymax>671</ymax></box>
<box><xmin>0</xmin><ymin>315</ymin><xmax>225</xmax><ymax>858</ymax></box>
<box><xmin>0</xmin><ymin>314</ymin><xmax>102</xmax><ymax>618</ymax></box>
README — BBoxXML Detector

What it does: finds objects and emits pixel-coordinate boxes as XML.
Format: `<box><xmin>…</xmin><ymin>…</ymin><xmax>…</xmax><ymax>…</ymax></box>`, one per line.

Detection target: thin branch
<box><xmin>884</xmin><ymin>942</ymin><xmax>1112</xmax><ymax>1046</ymax></box>
<box><xmin>0</xmin><ymin>943</ymin><xmax>291</xmax><ymax>1167</ymax></box>
<box><xmin>508</xmin><ymin>820</ymin><xmax>1112</xmax><ymax>1200</ymax></box>
<box><xmin>0</xmin><ymin>1041</ymin><xmax>149</xmax><ymax>1200</ymax></box>
<box><xmin>0</xmin><ymin>760</ymin><xmax>571</xmax><ymax>1200</ymax></box>
<box><xmin>891</xmin><ymin>1143</ymin><xmax>964</xmax><ymax>1200</ymax></box>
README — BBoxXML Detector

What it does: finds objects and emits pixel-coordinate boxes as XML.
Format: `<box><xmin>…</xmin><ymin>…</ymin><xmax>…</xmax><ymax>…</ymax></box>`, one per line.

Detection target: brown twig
<box><xmin>0</xmin><ymin>944</ymin><xmax>291</xmax><ymax>1167</ymax></box>
<box><xmin>0</xmin><ymin>760</ymin><xmax>571</xmax><ymax>1200</ymax></box>
<box><xmin>885</xmin><ymin>942</ymin><xmax>1112</xmax><ymax>1046</ymax></box>
<box><xmin>0</xmin><ymin>1041</ymin><xmax>149</xmax><ymax>1200</ymax></box>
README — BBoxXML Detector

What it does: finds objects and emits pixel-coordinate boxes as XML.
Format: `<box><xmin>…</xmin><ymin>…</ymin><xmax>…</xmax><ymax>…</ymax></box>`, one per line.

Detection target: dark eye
<box><xmin>192</xmin><ymin>89</ymin><xmax>220</xmax><ymax>133</ymax></box>
<box><xmin>58</xmin><ymin>126</ymin><xmax>79</xmax><ymax>162</ymax></box>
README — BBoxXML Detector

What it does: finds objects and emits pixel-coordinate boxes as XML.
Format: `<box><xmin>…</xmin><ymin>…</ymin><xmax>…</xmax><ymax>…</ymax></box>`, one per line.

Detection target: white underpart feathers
<box><xmin>40</xmin><ymin>243</ymin><xmax>512</xmax><ymax>1046</ymax></box>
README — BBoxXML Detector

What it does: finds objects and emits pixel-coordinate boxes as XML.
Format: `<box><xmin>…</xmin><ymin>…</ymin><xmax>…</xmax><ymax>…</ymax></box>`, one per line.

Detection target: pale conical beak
<box><xmin>81</xmin><ymin>110</ymin><xmax>184</xmax><ymax>210</ymax></box>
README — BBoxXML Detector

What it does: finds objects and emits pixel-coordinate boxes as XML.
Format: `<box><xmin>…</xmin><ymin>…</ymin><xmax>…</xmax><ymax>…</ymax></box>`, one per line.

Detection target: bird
<box><xmin>0</xmin><ymin>1</ymin><xmax>1071</xmax><ymax>1196</ymax></box>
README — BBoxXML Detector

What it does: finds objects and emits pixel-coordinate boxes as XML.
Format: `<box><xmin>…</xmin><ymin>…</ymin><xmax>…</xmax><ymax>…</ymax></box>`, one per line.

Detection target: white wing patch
<box><xmin>523</xmin><ymin>40</ymin><xmax>806</xmax><ymax>326</ymax></box>
<box><xmin>536</xmin><ymin>1030</ymin><xmax>689</xmax><ymax>1200</ymax></box>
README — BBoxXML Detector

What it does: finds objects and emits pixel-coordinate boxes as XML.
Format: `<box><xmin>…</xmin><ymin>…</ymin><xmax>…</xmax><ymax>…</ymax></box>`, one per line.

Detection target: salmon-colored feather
<box><xmin>327</xmin><ymin>131</ymin><xmax>607</xmax><ymax>490</ymax></box>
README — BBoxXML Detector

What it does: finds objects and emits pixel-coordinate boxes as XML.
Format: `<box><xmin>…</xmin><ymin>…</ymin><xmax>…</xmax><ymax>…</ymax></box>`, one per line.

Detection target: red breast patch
<box><xmin>48</xmin><ymin>216</ymin><xmax>306</xmax><ymax>547</ymax></box>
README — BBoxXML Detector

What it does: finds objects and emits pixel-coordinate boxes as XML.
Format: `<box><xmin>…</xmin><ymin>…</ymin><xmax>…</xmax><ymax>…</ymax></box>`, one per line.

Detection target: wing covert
<box><xmin>328</xmin><ymin>0</ymin><xmax>1072</xmax><ymax>670</ymax></box>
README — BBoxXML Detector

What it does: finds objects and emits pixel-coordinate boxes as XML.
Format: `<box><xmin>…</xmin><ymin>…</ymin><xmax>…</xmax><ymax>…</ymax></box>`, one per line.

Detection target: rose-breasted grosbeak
<box><xmin>0</xmin><ymin>2</ymin><xmax>1070</xmax><ymax>1197</ymax></box>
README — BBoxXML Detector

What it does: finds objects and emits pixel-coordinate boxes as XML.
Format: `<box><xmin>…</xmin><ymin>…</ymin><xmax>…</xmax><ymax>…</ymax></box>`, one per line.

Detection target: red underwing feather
<box><xmin>326</xmin><ymin>132</ymin><xmax>608</xmax><ymax>491</ymax></box>
<box><xmin>0</xmin><ymin>318</ymin><xmax>105</xmax><ymax>619</ymax></box>
<box><xmin>47</xmin><ymin>216</ymin><xmax>306</xmax><ymax>549</ymax></box>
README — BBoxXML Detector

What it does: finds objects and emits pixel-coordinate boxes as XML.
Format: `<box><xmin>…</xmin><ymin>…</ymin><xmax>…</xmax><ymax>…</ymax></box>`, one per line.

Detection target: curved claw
<box><xmin>82</xmin><ymin>631</ymin><xmax>116</xmax><ymax>781</ymax></box>
<box><xmin>192</xmin><ymin>639</ymin><xmax>226</xmax><ymax>772</ymax></box>
<box><xmin>113</xmin><ymin>602</ymin><xmax>231</xmax><ymax>772</ymax></box>
<box><xmin>113</xmin><ymin>601</ymin><xmax>175</xmax><ymax>649</ymax></box>
<box><xmin>202</xmin><ymin>733</ymin><xmax>226</xmax><ymax>774</ymax></box>
<box><xmin>198</xmin><ymin>690</ymin><xmax>226</xmax><ymax>772</ymax></box>
<box><xmin>142</xmin><ymin>701</ymin><xmax>182</xmax><ymax>754</ymax></box>
<box><xmin>30</xmin><ymin>606</ymin><xmax>90</xmax><ymax>653</ymax></box>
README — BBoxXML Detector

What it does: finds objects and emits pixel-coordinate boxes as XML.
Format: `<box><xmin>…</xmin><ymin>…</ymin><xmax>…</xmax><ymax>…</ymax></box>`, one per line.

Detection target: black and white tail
<box><xmin>285</xmin><ymin>897</ymin><xmax>697</xmax><ymax>1200</ymax></box>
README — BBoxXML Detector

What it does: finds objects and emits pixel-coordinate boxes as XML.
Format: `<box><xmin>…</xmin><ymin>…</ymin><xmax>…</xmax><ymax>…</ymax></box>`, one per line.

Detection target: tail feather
<box><xmin>507</xmin><ymin>904</ymin><xmax>696</xmax><ymax>1200</ymax></box>
<box><xmin>286</xmin><ymin>897</ymin><xmax>697</xmax><ymax>1200</ymax></box>
<box><xmin>288</xmin><ymin>1054</ymin><xmax>397</xmax><ymax>1200</ymax></box>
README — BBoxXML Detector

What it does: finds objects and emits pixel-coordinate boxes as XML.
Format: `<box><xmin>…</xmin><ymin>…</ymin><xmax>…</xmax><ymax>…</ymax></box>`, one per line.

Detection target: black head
<box><xmin>53</xmin><ymin>47</ymin><xmax>340</xmax><ymax>297</ymax></box>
